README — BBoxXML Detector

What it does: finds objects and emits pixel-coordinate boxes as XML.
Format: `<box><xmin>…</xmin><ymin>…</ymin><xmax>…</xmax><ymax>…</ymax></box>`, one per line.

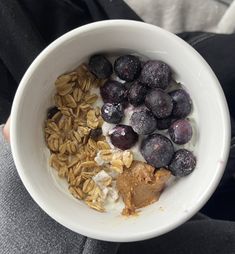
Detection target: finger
<box><xmin>3</xmin><ymin>117</ymin><xmax>10</xmax><ymax>142</ymax></box>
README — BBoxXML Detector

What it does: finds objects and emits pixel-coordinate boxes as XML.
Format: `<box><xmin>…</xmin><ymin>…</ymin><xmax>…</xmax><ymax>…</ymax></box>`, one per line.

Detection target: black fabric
<box><xmin>0</xmin><ymin>0</ymin><xmax>141</xmax><ymax>122</ymax></box>
<box><xmin>1</xmin><ymin>0</ymin><xmax>235</xmax><ymax>253</ymax></box>
<box><xmin>179</xmin><ymin>32</ymin><xmax>235</xmax><ymax>119</ymax></box>
<box><xmin>118</xmin><ymin>219</ymin><xmax>235</xmax><ymax>254</ymax></box>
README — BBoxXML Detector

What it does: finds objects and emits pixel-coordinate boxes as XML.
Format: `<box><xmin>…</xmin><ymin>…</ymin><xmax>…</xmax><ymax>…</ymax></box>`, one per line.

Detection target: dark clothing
<box><xmin>0</xmin><ymin>1</ymin><xmax>235</xmax><ymax>253</ymax></box>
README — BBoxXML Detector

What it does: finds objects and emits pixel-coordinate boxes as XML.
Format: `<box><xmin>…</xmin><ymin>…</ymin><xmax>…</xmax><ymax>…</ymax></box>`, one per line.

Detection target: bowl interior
<box><xmin>11</xmin><ymin>20</ymin><xmax>230</xmax><ymax>242</ymax></box>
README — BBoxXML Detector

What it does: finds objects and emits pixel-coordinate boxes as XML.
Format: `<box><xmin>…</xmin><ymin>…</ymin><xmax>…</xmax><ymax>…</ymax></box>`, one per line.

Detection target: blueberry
<box><xmin>169</xmin><ymin>149</ymin><xmax>196</xmax><ymax>176</ymax></box>
<box><xmin>168</xmin><ymin>119</ymin><xmax>193</xmax><ymax>145</ymax></box>
<box><xmin>128</xmin><ymin>80</ymin><xmax>148</xmax><ymax>106</ymax></box>
<box><xmin>141</xmin><ymin>134</ymin><xmax>174</xmax><ymax>168</ymax></box>
<box><xmin>156</xmin><ymin>117</ymin><xmax>174</xmax><ymax>130</ymax></box>
<box><xmin>124</xmin><ymin>81</ymin><xmax>133</xmax><ymax>90</ymax></box>
<box><xmin>101</xmin><ymin>103</ymin><xmax>124</xmax><ymax>124</ymax></box>
<box><xmin>114</xmin><ymin>55</ymin><xmax>141</xmax><ymax>82</ymax></box>
<box><xmin>100</xmin><ymin>80</ymin><xmax>127</xmax><ymax>103</ymax></box>
<box><xmin>110</xmin><ymin>124</ymin><xmax>138</xmax><ymax>150</ymax></box>
<box><xmin>170</xmin><ymin>89</ymin><xmax>192</xmax><ymax>118</ymax></box>
<box><xmin>140</xmin><ymin>60</ymin><xmax>171</xmax><ymax>89</ymax></box>
<box><xmin>47</xmin><ymin>106</ymin><xmax>59</xmax><ymax>119</ymax></box>
<box><xmin>88</xmin><ymin>55</ymin><xmax>112</xmax><ymax>79</ymax></box>
<box><xmin>130</xmin><ymin>110</ymin><xmax>157</xmax><ymax>135</ymax></box>
<box><xmin>145</xmin><ymin>89</ymin><xmax>173</xmax><ymax>118</ymax></box>
<box><xmin>90</xmin><ymin>128</ymin><xmax>102</xmax><ymax>141</ymax></box>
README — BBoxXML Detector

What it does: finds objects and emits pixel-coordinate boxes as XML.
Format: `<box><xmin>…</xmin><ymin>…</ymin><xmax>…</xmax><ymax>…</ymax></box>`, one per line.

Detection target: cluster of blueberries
<box><xmin>88</xmin><ymin>54</ymin><xmax>196</xmax><ymax>177</ymax></box>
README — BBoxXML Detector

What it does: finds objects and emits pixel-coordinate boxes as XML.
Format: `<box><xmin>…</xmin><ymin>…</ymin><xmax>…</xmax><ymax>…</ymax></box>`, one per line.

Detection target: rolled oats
<box><xmin>85</xmin><ymin>200</ymin><xmax>105</xmax><ymax>212</ymax></box>
<box><xmin>58</xmin><ymin>165</ymin><xmax>68</xmax><ymax>178</ymax></box>
<box><xmin>64</xmin><ymin>94</ymin><xmax>77</xmax><ymax>108</ymax></box>
<box><xmin>80</xmin><ymin>161</ymin><xmax>97</xmax><ymax>169</ymax></box>
<box><xmin>69</xmin><ymin>186</ymin><xmax>84</xmax><ymax>200</ymax></box>
<box><xmin>44</xmin><ymin>63</ymin><xmax>131</xmax><ymax>213</ymax></box>
<box><xmin>88</xmin><ymin>138</ymin><xmax>97</xmax><ymax>150</ymax></box>
<box><xmin>87</xmin><ymin>109</ymin><xmax>99</xmax><ymax>129</ymax></box>
<box><xmin>99</xmin><ymin>149</ymin><xmax>113</xmax><ymax>161</ymax></box>
<box><xmin>82</xmin><ymin>179</ymin><xmax>95</xmax><ymax>193</ymax></box>
<box><xmin>75</xmin><ymin>175</ymin><xmax>82</xmax><ymax>187</ymax></box>
<box><xmin>111</xmin><ymin>159</ymin><xmax>124</xmax><ymax>173</ymax></box>
<box><xmin>51</xmin><ymin>111</ymin><xmax>62</xmax><ymax>122</ymax></box>
<box><xmin>84</xmin><ymin>93</ymin><xmax>98</xmax><ymax>104</ymax></box>
<box><xmin>110</xmin><ymin>166</ymin><xmax>123</xmax><ymax>174</ymax></box>
<box><xmin>97</xmin><ymin>141</ymin><xmax>110</xmax><ymax>150</ymax></box>
<box><xmin>67</xmin><ymin>157</ymin><xmax>79</xmax><ymax>168</ymax></box>
<box><xmin>72</xmin><ymin>87</ymin><xmax>83</xmax><ymax>102</ymax></box>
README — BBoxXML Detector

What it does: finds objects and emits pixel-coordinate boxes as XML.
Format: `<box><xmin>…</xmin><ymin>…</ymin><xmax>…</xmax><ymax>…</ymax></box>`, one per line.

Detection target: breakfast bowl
<box><xmin>10</xmin><ymin>20</ymin><xmax>230</xmax><ymax>242</ymax></box>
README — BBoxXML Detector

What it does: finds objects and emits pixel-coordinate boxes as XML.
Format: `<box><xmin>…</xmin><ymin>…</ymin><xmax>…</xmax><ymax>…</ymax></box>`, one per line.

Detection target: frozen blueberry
<box><xmin>124</xmin><ymin>81</ymin><xmax>133</xmax><ymax>90</ymax></box>
<box><xmin>140</xmin><ymin>60</ymin><xmax>171</xmax><ymax>89</ymax></box>
<box><xmin>141</xmin><ymin>134</ymin><xmax>174</xmax><ymax>168</ymax></box>
<box><xmin>88</xmin><ymin>55</ymin><xmax>112</xmax><ymax>79</ymax></box>
<box><xmin>130</xmin><ymin>110</ymin><xmax>157</xmax><ymax>135</ymax></box>
<box><xmin>145</xmin><ymin>89</ymin><xmax>173</xmax><ymax>118</ymax></box>
<box><xmin>168</xmin><ymin>119</ymin><xmax>193</xmax><ymax>145</ymax></box>
<box><xmin>114</xmin><ymin>55</ymin><xmax>141</xmax><ymax>82</ymax></box>
<box><xmin>90</xmin><ymin>128</ymin><xmax>102</xmax><ymax>141</ymax></box>
<box><xmin>47</xmin><ymin>106</ymin><xmax>59</xmax><ymax>119</ymax></box>
<box><xmin>170</xmin><ymin>89</ymin><xmax>192</xmax><ymax>118</ymax></box>
<box><xmin>110</xmin><ymin>124</ymin><xmax>138</xmax><ymax>150</ymax></box>
<box><xmin>156</xmin><ymin>116</ymin><xmax>174</xmax><ymax>130</ymax></box>
<box><xmin>128</xmin><ymin>80</ymin><xmax>148</xmax><ymax>106</ymax></box>
<box><xmin>169</xmin><ymin>149</ymin><xmax>196</xmax><ymax>177</ymax></box>
<box><xmin>100</xmin><ymin>80</ymin><xmax>127</xmax><ymax>103</ymax></box>
<box><xmin>101</xmin><ymin>103</ymin><xmax>124</xmax><ymax>124</ymax></box>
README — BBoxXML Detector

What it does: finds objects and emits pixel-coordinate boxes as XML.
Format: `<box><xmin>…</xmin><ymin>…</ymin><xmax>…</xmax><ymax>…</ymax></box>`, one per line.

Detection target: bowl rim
<box><xmin>10</xmin><ymin>20</ymin><xmax>231</xmax><ymax>242</ymax></box>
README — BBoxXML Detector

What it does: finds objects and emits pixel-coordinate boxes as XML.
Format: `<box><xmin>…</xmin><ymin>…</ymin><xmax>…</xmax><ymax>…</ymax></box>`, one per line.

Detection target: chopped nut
<box><xmin>122</xmin><ymin>150</ymin><xmax>134</xmax><ymax>168</ymax></box>
<box><xmin>93</xmin><ymin>170</ymin><xmax>112</xmax><ymax>189</ymax></box>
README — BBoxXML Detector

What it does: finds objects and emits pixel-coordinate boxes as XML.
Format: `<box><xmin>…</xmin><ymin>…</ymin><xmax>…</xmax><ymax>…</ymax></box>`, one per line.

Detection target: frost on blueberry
<box><xmin>145</xmin><ymin>89</ymin><xmax>173</xmax><ymax>119</ymax></box>
<box><xmin>128</xmin><ymin>80</ymin><xmax>148</xmax><ymax>106</ymax></box>
<box><xmin>140</xmin><ymin>60</ymin><xmax>171</xmax><ymax>89</ymax></box>
<box><xmin>140</xmin><ymin>134</ymin><xmax>174</xmax><ymax>168</ymax></box>
<box><xmin>114</xmin><ymin>55</ymin><xmax>141</xmax><ymax>82</ymax></box>
<box><xmin>100</xmin><ymin>80</ymin><xmax>127</xmax><ymax>103</ymax></box>
<box><xmin>130</xmin><ymin>110</ymin><xmax>157</xmax><ymax>135</ymax></box>
<box><xmin>169</xmin><ymin>149</ymin><xmax>196</xmax><ymax>177</ymax></box>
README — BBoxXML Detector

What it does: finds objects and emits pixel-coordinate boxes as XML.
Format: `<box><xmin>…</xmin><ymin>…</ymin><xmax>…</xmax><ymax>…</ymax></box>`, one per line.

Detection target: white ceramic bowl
<box><xmin>11</xmin><ymin>20</ymin><xmax>230</xmax><ymax>242</ymax></box>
